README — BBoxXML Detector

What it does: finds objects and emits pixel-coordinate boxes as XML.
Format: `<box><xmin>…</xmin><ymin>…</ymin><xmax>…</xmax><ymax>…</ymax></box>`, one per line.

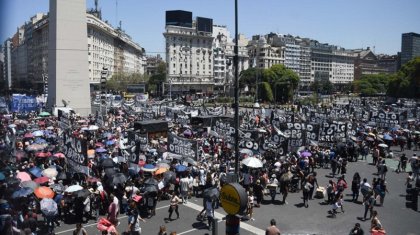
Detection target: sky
<box><xmin>1</xmin><ymin>0</ymin><xmax>420</xmax><ymax>55</ymax></box>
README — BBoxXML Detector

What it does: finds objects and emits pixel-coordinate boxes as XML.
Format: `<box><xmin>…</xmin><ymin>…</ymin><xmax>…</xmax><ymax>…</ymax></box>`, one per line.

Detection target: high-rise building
<box><xmin>348</xmin><ymin>47</ymin><xmax>387</xmax><ymax>80</ymax></box>
<box><xmin>401</xmin><ymin>32</ymin><xmax>420</xmax><ymax>66</ymax></box>
<box><xmin>163</xmin><ymin>10</ymin><xmax>214</xmax><ymax>95</ymax></box>
<box><xmin>2</xmin><ymin>39</ymin><xmax>12</xmax><ymax>89</ymax></box>
<box><xmin>4</xmin><ymin>9</ymin><xmax>145</xmax><ymax>93</ymax></box>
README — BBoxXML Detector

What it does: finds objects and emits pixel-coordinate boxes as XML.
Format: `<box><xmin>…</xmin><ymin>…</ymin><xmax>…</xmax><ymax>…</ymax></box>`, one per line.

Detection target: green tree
<box><xmin>149</xmin><ymin>62</ymin><xmax>167</xmax><ymax>95</ymax></box>
<box><xmin>388</xmin><ymin>57</ymin><xmax>420</xmax><ymax>98</ymax></box>
<box><xmin>352</xmin><ymin>73</ymin><xmax>391</xmax><ymax>96</ymax></box>
<box><xmin>263</xmin><ymin>64</ymin><xmax>299</xmax><ymax>103</ymax></box>
<box><xmin>259</xmin><ymin>82</ymin><xmax>273</xmax><ymax>102</ymax></box>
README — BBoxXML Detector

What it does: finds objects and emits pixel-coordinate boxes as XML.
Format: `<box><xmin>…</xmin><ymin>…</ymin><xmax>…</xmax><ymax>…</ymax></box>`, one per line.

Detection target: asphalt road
<box><xmin>52</xmin><ymin>149</ymin><xmax>419</xmax><ymax>235</ymax></box>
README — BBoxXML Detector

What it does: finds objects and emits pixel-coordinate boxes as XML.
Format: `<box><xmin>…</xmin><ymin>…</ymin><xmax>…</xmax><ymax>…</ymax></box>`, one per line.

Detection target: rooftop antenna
<box><xmin>95</xmin><ymin>0</ymin><xmax>98</xmax><ymax>12</ymax></box>
<box><xmin>115</xmin><ymin>0</ymin><xmax>119</xmax><ymax>28</ymax></box>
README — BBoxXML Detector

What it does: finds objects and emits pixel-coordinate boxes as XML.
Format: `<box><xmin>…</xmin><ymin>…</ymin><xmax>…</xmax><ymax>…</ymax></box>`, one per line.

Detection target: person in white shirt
<box><xmin>360</xmin><ymin>178</ymin><xmax>372</xmax><ymax>197</ymax></box>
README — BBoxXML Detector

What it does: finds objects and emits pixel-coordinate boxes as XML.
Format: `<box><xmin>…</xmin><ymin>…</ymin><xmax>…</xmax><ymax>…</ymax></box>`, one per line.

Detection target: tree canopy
<box><xmin>387</xmin><ymin>57</ymin><xmax>420</xmax><ymax>98</ymax></box>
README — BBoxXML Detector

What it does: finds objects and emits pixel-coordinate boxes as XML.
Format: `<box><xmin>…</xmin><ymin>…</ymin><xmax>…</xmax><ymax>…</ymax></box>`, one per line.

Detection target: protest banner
<box><xmin>168</xmin><ymin>133</ymin><xmax>198</xmax><ymax>159</ymax></box>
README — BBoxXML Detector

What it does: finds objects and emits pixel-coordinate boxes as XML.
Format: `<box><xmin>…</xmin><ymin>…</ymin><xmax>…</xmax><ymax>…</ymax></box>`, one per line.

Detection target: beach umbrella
<box><xmin>65</xmin><ymin>185</ymin><xmax>84</xmax><ymax>193</ymax></box>
<box><xmin>74</xmin><ymin>189</ymin><xmax>91</xmax><ymax>198</ymax></box>
<box><xmin>16</xmin><ymin>172</ymin><xmax>32</xmax><ymax>182</ymax></box>
<box><xmin>21</xmin><ymin>180</ymin><xmax>39</xmax><ymax>190</ymax></box>
<box><xmin>34</xmin><ymin>186</ymin><xmax>55</xmax><ymax>199</ymax></box>
<box><xmin>154</xmin><ymin>168</ymin><xmax>168</xmax><ymax>175</ymax></box>
<box><xmin>28</xmin><ymin>167</ymin><xmax>42</xmax><ymax>178</ymax></box>
<box><xmin>378</xmin><ymin>143</ymin><xmax>388</xmax><ymax>148</ymax></box>
<box><xmin>241</xmin><ymin>157</ymin><xmax>263</xmax><ymax>168</ymax></box>
<box><xmin>203</xmin><ymin>187</ymin><xmax>219</xmax><ymax>199</ymax></box>
<box><xmin>42</xmin><ymin>168</ymin><xmax>58</xmax><ymax>178</ymax></box>
<box><xmin>108</xmin><ymin>173</ymin><xmax>127</xmax><ymax>186</ymax></box>
<box><xmin>39</xmin><ymin>112</ymin><xmax>51</xmax><ymax>117</ymax></box>
<box><xmin>40</xmin><ymin>198</ymin><xmax>58</xmax><ymax>216</ymax></box>
<box><xmin>53</xmin><ymin>153</ymin><xmax>65</xmax><ymax>158</ymax></box>
<box><xmin>34</xmin><ymin>176</ymin><xmax>50</xmax><ymax>184</ymax></box>
<box><xmin>175</xmin><ymin>165</ymin><xmax>188</xmax><ymax>172</ymax></box>
<box><xmin>142</xmin><ymin>164</ymin><xmax>157</xmax><ymax>172</ymax></box>
<box><xmin>12</xmin><ymin>187</ymin><xmax>34</xmax><ymax>198</ymax></box>
<box><xmin>101</xmin><ymin>158</ymin><xmax>115</xmax><ymax>168</ymax></box>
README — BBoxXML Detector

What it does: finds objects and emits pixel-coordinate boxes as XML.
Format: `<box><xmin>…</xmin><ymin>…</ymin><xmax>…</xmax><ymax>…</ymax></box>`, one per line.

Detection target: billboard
<box><xmin>166</xmin><ymin>10</ymin><xmax>192</xmax><ymax>28</ymax></box>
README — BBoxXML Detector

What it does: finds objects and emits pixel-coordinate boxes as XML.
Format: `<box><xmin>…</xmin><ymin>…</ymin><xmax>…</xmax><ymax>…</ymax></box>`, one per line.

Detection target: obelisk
<box><xmin>48</xmin><ymin>0</ymin><xmax>91</xmax><ymax>116</ymax></box>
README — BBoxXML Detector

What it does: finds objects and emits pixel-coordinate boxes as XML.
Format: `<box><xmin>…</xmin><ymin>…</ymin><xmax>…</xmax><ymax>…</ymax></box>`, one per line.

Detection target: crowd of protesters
<box><xmin>0</xmin><ymin>97</ymin><xmax>419</xmax><ymax>235</ymax></box>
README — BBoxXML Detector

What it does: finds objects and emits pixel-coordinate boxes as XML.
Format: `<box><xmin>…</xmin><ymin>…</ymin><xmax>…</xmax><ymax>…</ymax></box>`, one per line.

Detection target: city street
<box><xmin>54</xmin><ymin>151</ymin><xmax>419</xmax><ymax>235</ymax></box>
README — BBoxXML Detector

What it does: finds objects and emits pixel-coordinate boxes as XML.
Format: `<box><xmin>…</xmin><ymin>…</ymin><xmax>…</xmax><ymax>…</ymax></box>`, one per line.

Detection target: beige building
<box><xmin>6</xmin><ymin>10</ymin><xmax>145</xmax><ymax>91</ymax></box>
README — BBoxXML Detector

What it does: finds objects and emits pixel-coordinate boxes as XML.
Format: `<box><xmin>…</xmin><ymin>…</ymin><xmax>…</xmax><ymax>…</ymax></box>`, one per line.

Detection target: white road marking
<box><xmin>183</xmin><ymin>201</ymin><xmax>266</xmax><ymax>235</ymax></box>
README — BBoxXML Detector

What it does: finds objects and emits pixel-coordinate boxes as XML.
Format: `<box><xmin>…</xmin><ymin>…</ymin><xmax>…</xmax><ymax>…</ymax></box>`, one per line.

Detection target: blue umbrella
<box><xmin>96</xmin><ymin>148</ymin><xmax>107</xmax><ymax>153</ymax></box>
<box><xmin>105</xmin><ymin>140</ymin><xmax>115</xmax><ymax>146</ymax></box>
<box><xmin>0</xmin><ymin>172</ymin><xmax>5</xmax><ymax>181</ymax></box>
<box><xmin>12</xmin><ymin>187</ymin><xmax>34</xmax><ymax>198</ymax></box>
<box><xmin>34</xmin><ymin>138</ymin><xmax>47</xmax><ymax>144</ymax></box>
<box><xmin>28</xmin><ymin>167</ymin><xmax>42</xmax><ymax>178</ymax></box>
<box><xmin>32</xmin><ymin>130</ymin><xmax>44</xmax><ymax>137</ymax></box>
<box><xmin>175</xmin><ymin>165</ymin><xmax>188</xmax><ymax>172</ymax></box>
<box><xmin>383</xmin><ymin>134</ymin><xmax>393</xmax><ymax>141</ymax></box>
<box><xmin>40</xmin><ymin>198</ymin><xmax>58</xmax><ymax>216</ymax></box>
<box><xmin>141</xmin><ymin>164</ymin><xmax>157</xmax><ymax>172</ymax></box>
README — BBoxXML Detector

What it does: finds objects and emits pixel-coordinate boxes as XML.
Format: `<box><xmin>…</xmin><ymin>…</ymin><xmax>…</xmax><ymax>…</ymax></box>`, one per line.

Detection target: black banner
<box><xmin>174</xmin><ymin>112</ymin><xmax>191</xmax><ymax>126</ymax></box>
<box><xmin>62</xmin><ymin>132</ymin><xmax>89</xmax><ymax>175</ymax></box>
<box><xmin>319</xmin><ymin>121</ymin><xmax>347</xmax><ymax>143</ymax></box>
<box><xmin>238</xmin><ymin>129</ymin><xmax>260</xmax><ymax>151</ymax></box>
<box><xmin>211</xmin><ymin>117</ymin><xmax>235</xmax><ymax>144</ymax></box>
<box><xmin>58</xmin><ymin>109</ymin><xmax>71</xmax><ymax>129</ymax></box>
<box><xmin>369</xmin><ymin>110</ymin><xmax>399</xmax><ymax>128</ymax></box>
<box><xmin>142</xmin><ymin>111</ymin><xmax>155</xmax><ymax>121</ymax></box>
<box><xmin>168</xmin><ymin>133</ymin><xmax>198</xmax><ymax>159</ymax></box>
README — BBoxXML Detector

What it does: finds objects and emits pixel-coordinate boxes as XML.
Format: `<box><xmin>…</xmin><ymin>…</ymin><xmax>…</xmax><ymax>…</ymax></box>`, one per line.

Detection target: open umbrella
<box><xmin>24</xmin><ymin>133</ymin><xmax>34</xmax><ymax>138</ymax></box>
<box><xmin>32</xmin><ymin>130</ymin><xmax>44</xmax><ymax>137</ymax></box>
<box><xmin>53</xmin><ymin>153</ymin><xmax>65</xmax><ymax>158</ymax></box>
<box><xmin>74</xmin><ymin>189</ymin><xmax>91</xmax><ymax>198</ymax></box>
<box><xmin>86</xmin><ymin>177</ymin><xmax>100</xmax><ymax>183</ymax></box>
<box><xmin>40</xmin><ymin>198</ymin><xmax>58</xmax><ymax>216</ymax></box>
<box><xmin>34</xmin><ymin>176</ymin><xmax>50</xmax><ymax>184</ymax></box>
<box><xmin>88</xmin><ymin>125</ymin><xmax>99</xmax><ymax>131</ymax></box>
<box><xmin>239</xmin><ymin>149</ymin><xmax>254</xmax><ymax>156</ymax></box>
<box><xmin>42</xmin><ymin>168</ymin><xmax>58</xmax><ymax>178</ymax></box>
<box><xmin>241</xmin><ymin>157</ymin><xmax>263</xmax><ymax>168</ymax></box>
<box><xmin>96</xmin><ymin>148</ymin><xmax>107</xmax><ymax>153</ymax></box>
<box><xmin>34</xmin><ymin>186</ymin><xmax>55</xmax><ymax>199</ymax></box>
<box><xmin>12</xmin><ymin>187</ymin><xmax>34</xmax><ymax>198</ymax></box>
<box><xmin>141</xmin><ymin>164</ymin><xmax>157</xmax><ymax>172</ymax></box>
<box><xmin>383</xmin><ymin>134</ymin><xmax>393</xmax><ymax>141</ymax></box>
<box><xmin>20</xmin><ymin>180</ymin><xmax>39</xmax><ymax>190</ymax></box>
<box><xmin>144</xmin><ymin>177</ymin><xmax>159</xmax><ymax>186</ymax></box>
<box><xmin>143</xmin><ymin>185</ymin><xmax>158</xmax><ymax>193</ymax></box>
<box><xmin>28</xmin><ymin>167</ymin><xmax>42</xmax><ymax>178</ymax></box>
<box><xmin>203</xmin><ymin>187</ymin><xmax>219</xmax><ymax>199</ymax></box>
<box><xmin>104</xmin><ymin>168</ymin><xmax>117</xmax><ymax>177</ymax></box>
<box><xmin>35</xmin><ymin>152</ymin><xmax>50</xmax><ymax>158</ymax></box>
<box><xmin>301</xmin><ymin>151</ymin><xmax>312</xmax><ymax>157</ymax></box>
<box><xmin>366</xmin><ymin>137</ymin><xmax>375</xmax><ymax>142</ymax></box>
<box><xmin>50</xmin><ymin>184</ymin><xmax>64</xmax><ymax>193</ymax></box>
<box><xmin>27</xmin><ymin>144</ymin><xmax>47</xmax><ymax>151</ymax></box>
<box><xmin>163</xmin><ymin>171</ymin><xmax>176</xmax><ymax>184</ymax></box>
<box><xmin>0</xmin><ymin>172</ymin><xmax>5</xmax><ymax>181</ymax></box>
<box><xmin>156</xmin><ymin>162</ymin><xmax>170</xmax><ymax>169</ymax></box>
<box><xmin>56</xmin><ymin>171</ymin><xmax>68</xmax><ymax>180</ymax></box>
<box><xmin>175</xmin><ymin>165</ymin><xmax>188</xmax><ymax>172</ymax></box>
<box><xmin>397</xmin><ymin>136</ymin><xmax>407</xmax><ymax>141</ymax></box>
<box><xmin>128</xmin><ymin>165</ymin><xmax>141</xmax><ymax>176</ymax></box>
<box><xmin>155</xmin><ymin>168</ymin><xmax>168</xmax><ymax>175</ymax></box>
<box><xmin>182</xmin><ymin>157</ymin><xmax>197</xmax><ymax>166</ymax></box>
<box><xmin>16</xmin><ymin>172</ymin><xmax>32</xmax><ymax>182</ymax></box>
<box><xmin>5</xmin><ymin>177</ymin><xmax>21</xmax><ymax>186</ymax></box>
<box><xmin>101</xmin><ymin>158</ymin><xmax>115</xmax><ymax>168</ymax></box>
<box><xmin>39</xmin><ymin>112</ymin><xmax>51</xmax><ymax>117</ymax></box>
<box><xmin>108</xmin><ymin>173</ymin><xmax>127</xmax><ymax>186</ymax></box>
<box><xmin>378</xmin><ymin>143</ymin><xmax>388</xmax><ymax>148</ymax></box>
<box><xmin>65</xmin><ymin>185</ymin><xmax>84</xmax><ymax>193</ymax></box>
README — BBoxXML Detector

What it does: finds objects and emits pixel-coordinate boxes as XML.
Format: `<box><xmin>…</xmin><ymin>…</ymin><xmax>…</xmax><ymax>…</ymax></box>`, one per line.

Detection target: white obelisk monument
<box><xmin>48</xmin><ymin>0</ymin><xmax>91</xmax><ymax>116</ymax></box>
